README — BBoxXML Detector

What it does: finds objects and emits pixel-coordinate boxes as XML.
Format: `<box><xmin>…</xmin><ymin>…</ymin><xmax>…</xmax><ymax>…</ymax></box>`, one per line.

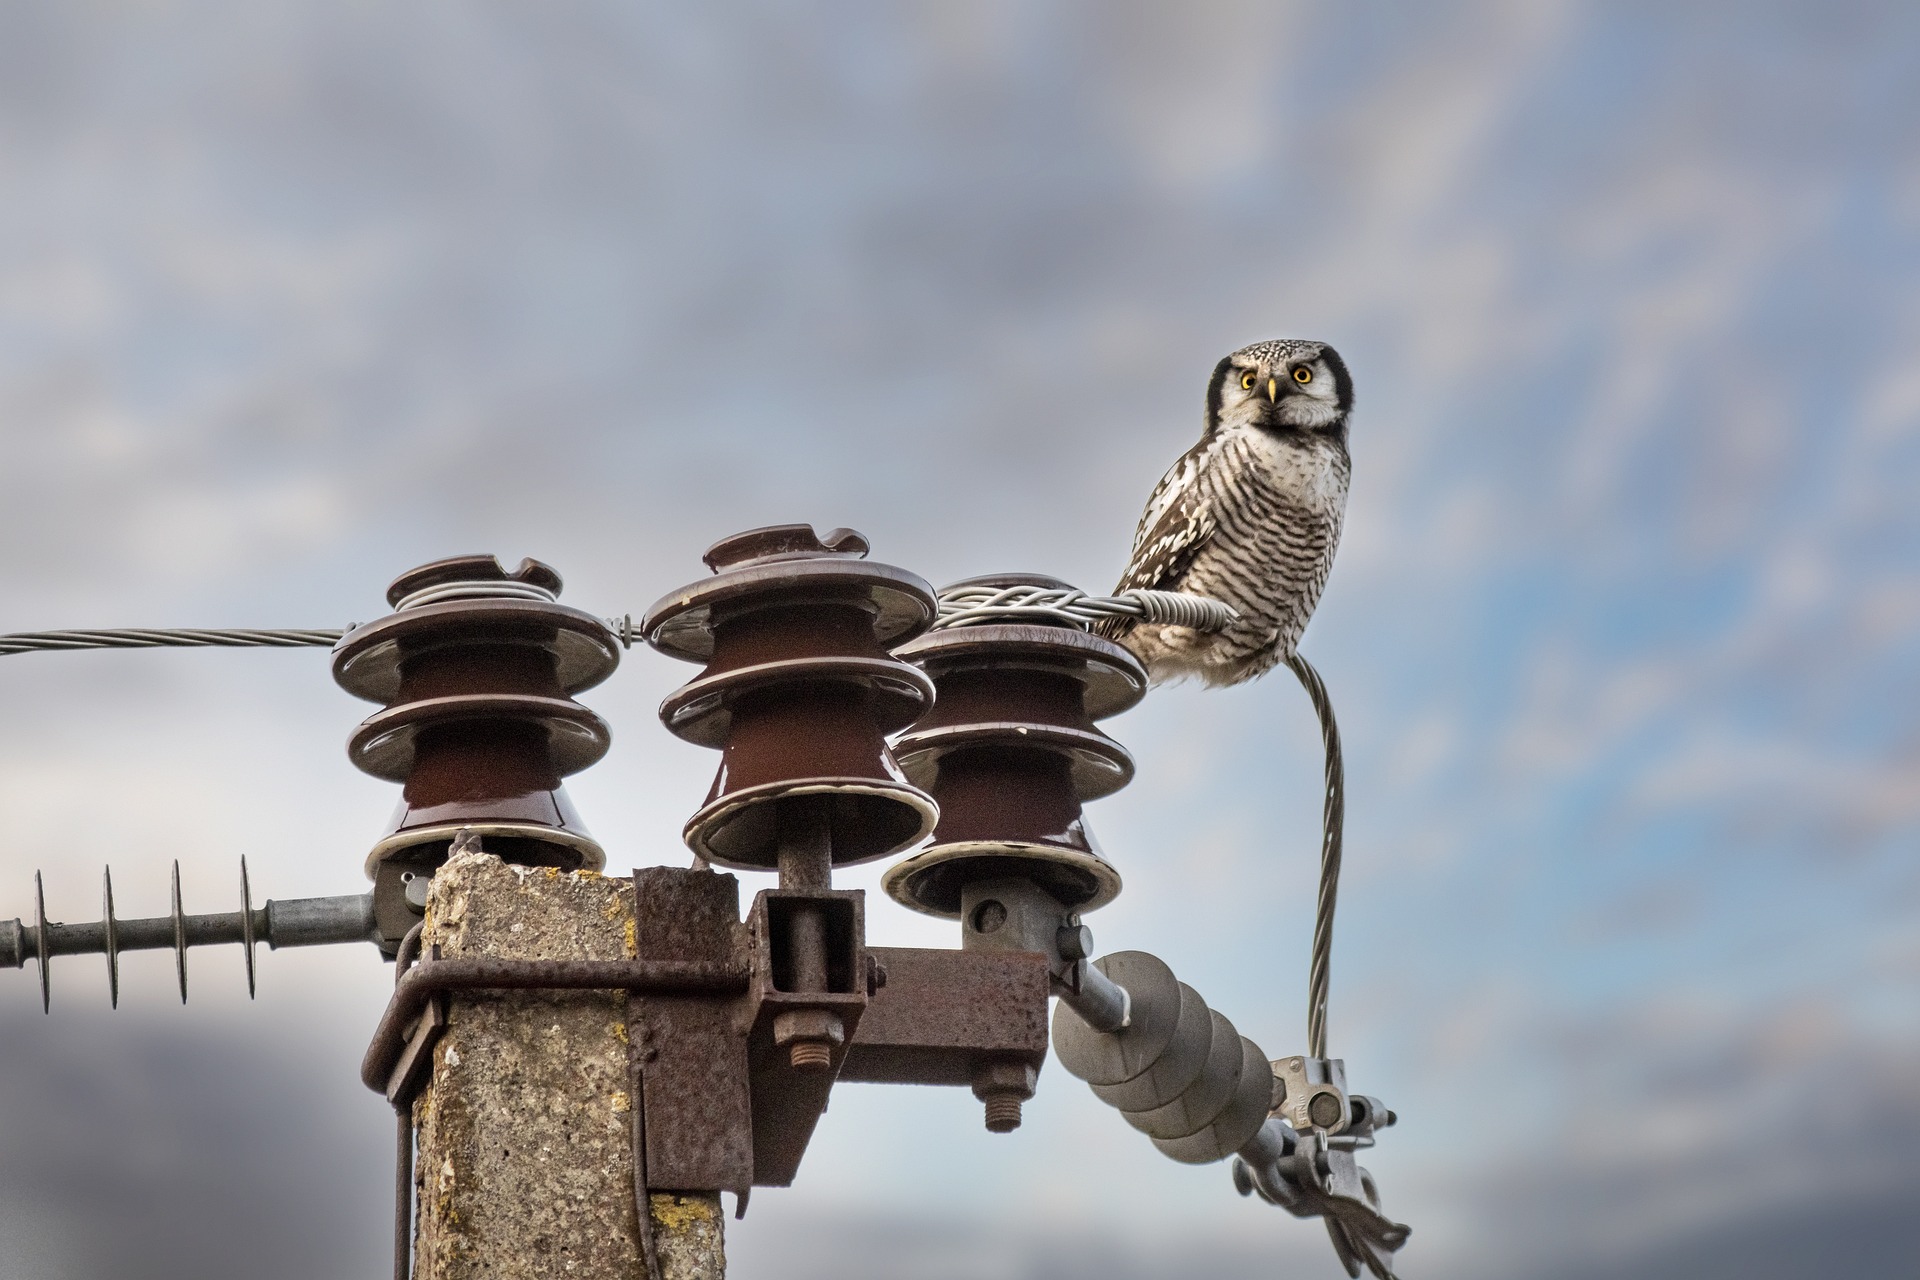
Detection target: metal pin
<box><xmin>33</xmin><ymin>871</ymin><xmax>48</xmax><ymax>1013</ymax></box>
<box><xmin>103</xmin><ymin>866</ymin><xmax>120</xmax><ymax>1008</ymax></box>
<box><xmin>171</xmin><ymin>861</ymin><xmax>187</xmax><ymax>1005</ymax></box>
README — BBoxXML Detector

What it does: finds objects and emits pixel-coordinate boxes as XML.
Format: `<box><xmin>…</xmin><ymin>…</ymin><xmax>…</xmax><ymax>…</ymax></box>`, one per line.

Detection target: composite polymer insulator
<box><xmin>1052</xmin><ymin>950</ymin><xmax>1275</xmax><ymax>1164</ymax></box>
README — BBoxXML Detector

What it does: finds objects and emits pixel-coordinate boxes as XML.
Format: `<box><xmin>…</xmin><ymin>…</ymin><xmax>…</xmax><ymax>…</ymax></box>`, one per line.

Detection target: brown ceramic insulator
<box><xmin>643</xmin><ymin>525</ymin><xmax>941</xmax><ymax>871</ymax></box>
<box><xmin>882</xmin><ymin>575</ymin><xmax>1147</xmax><ymax>919</ymax></box>
<box><xmin>334</xmin><ymin>555</ymin><xmax>620</xmax><ymax>878</ymax></box>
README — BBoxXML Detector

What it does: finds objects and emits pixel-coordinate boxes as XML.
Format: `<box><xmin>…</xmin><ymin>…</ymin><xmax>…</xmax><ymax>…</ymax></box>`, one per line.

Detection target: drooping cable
<box><xmin>1284</xmin><ymin>651</ymin><xmax>1343</xmax><ymax>1060</ymax></box>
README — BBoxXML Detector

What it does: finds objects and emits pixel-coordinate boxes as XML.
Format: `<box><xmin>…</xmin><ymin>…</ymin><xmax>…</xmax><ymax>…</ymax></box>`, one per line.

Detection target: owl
<box><xmin>1104</xmin><ymin>339</ymin><xmax>1353</xmax><ymax>686</ymax></box>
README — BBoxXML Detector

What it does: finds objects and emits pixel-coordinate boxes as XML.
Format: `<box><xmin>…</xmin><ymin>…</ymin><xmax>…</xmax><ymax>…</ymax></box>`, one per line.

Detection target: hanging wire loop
<box><xmin>1284</xmin><ymin>650</ymin><xmax>1344</xmax><ymax>1061</ymax></box>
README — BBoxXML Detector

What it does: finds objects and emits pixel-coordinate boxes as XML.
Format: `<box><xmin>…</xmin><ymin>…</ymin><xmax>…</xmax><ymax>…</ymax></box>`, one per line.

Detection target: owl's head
<box><xmin>1206</xmin><ymin>338</ymin><xmax>1352</xmax><ymax>438</ymax></box>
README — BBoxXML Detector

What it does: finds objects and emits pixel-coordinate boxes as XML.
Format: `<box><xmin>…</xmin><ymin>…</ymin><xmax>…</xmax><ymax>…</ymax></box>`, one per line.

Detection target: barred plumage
<box><xmin>1105</xmin><ymin>339</ymin><xmax>1352</xmax><ymax>686</ymax></box>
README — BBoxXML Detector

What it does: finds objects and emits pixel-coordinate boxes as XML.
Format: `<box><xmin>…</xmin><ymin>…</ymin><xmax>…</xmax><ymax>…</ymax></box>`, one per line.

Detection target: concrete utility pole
<box><xmin>411</xmin><ymin>851</ymin><xmax>724</xmax><ymax>1280</ymax></box>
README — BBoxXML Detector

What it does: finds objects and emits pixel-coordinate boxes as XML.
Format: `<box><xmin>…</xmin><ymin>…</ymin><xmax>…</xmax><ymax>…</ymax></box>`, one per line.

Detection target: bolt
<box><xmin>971</xmin><ymin>1058</ymin><xmax>1038</xmax><ymax>1135</ymax></box>
<box><xmin>772</xmin><ymin>1008</ymin><xmax>844</xmax><ymax>1072</ymax></box>
<box><xmin>1308</xmin><ymin>1089</ymin><xmax>1345</xmax><ymax>1129</ymax></box>
<box><xmin>980</xmin><ymin>1092</ymin><xmax>1024</xmax><ymax>1133</ymax></box>
<box><xmin>790</xmin><ymin>1041</ymin><xmax>834</xmax><ymax>1070</ymax></box>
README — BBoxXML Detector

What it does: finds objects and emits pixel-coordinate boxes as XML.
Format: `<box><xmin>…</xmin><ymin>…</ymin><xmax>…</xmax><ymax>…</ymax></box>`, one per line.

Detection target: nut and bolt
<box><xmin>1307</xmin><ymin>1089</ymin><xmax>1345</xmax><ymax>1129</ymax></box>
<box><xmin>772</xmin><ymin>1008</ymin><xmax>845</xmax><ymax>1071</ymax></box>
<box><xmin>971</xmin><ymin>1059</ymin><xmax>1038</xmax><ymax>1134</ymax></box>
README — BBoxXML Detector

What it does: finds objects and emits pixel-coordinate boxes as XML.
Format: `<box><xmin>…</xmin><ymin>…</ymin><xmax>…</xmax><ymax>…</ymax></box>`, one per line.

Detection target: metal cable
<box><xmin>1285</xmin><ymin>651</ymin><xmax>1343</xmax><ymax>1060</ymax></box>
<box><xmin>0</xmin><ymin>627</ymin><xmax>344</xmax><ymax>655</ymax></box>
<box><xmin>933</xmin><ymin>584</ymin><xmax>1240</xmax><ymax>633</ymax></box>
<box><xmin>0</xmin><ymin>578</ymin><xmax>587</xmax><ymax>657</ymax></box>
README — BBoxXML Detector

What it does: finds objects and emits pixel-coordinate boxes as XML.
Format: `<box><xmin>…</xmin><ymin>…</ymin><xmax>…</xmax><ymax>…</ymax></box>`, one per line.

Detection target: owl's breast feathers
<box><xmin>1103</xmin><ymin>429</ymin><xmax>1349</xmax><ymax>678</ymax></box>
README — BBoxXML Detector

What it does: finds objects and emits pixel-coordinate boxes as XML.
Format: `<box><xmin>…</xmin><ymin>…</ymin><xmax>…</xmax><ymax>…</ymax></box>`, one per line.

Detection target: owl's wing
<box><xmin>1114</xmin><ymin>438</ymin><xmax>1218</xmax><ymax>595</ymax></box>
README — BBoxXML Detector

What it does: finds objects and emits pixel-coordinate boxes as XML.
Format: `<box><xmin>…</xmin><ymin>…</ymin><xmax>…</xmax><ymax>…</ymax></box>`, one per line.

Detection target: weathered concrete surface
<box><xmin>414</xmin><ymin>851</ymin><xmax>725</xmax><ymax>1279</ymax></box>
<box><xmin>651</xmin><ymin>1193</ymin><xmax>726</xmax><ymax>1279</ymax></box>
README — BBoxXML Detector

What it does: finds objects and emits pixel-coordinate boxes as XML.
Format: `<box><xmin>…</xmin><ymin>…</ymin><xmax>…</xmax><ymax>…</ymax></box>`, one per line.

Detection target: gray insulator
<box><xmin>1122</xmin><ymin>1010</ymin><xmax>1244</xmax><ymax>1140</ymax></box>
<box><xmin>1092</xmin><ymin>982</ymin><xmax>1212</xmax><ymax>1112</ymax></box>
<box><xmin>1052</xmin><ymin>951</ymin><xmax>1183</xmax><ymax>1086</ymax></box>
<box><xmin>1053</xmin><ymin>950</ymin><xmax>1277</xmax><ymax>1168</ymax></box>
<box><xmin>1150</xmin><ymin>1036</ymin><xmax>1272</xmax><ymax>1164</ymax></box>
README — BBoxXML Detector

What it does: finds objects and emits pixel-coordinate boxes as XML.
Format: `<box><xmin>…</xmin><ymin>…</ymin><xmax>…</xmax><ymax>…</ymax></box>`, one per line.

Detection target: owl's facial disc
<box><xmin>1224</xmin><ymin>358</ymin><xmax>1339</xmax><ymax>434</ymax></box>
<box><xmin>1268</xmin><ymin>357</ymin><xmax>1342</xmax><ymax>430</ymax></box>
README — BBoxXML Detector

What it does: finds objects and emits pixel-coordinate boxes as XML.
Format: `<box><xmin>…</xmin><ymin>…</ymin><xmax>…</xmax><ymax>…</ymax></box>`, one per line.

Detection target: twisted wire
<box><xmin>1285</xmin><ymin>650</ymin><xmax>1343</xmax><ymax>1060</ymax></box>
<box><xmin>0</xmin><ymin>577</ymin><xmax>582</xmax><ymax>658</ymax></box>
<box><xmin>934</xmin><ymin>584</ymin><xmax>1240</xmax><ymax>633</ymax></box>
<box><xmin>0</xmin><ymin>627</ymin><xmax>344</xmax><ymax>656</ymax></box>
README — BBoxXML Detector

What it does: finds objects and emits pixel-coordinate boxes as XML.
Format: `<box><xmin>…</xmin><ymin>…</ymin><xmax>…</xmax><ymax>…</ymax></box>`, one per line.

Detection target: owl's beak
<box><xmin>1266</xmin><ymin>377</ymin><xmax>1279</xmax><ymax>403</ymax></box>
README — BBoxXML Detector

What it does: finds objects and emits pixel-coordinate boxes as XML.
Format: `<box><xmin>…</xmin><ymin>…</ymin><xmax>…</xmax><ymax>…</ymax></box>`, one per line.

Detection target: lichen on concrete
<box><xmin>651</xmin><ymin>1193</ymin><xmax>726</xmax><ymax>1280</ymax></box>
<box><xmin>411</xmin><ymin>850</ymin><xmax>724</xmax><ymax>1279</ymax></box>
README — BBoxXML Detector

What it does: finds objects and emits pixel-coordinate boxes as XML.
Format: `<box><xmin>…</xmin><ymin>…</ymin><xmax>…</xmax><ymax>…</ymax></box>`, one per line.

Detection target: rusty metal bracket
<box><xmin>840</xmin><ymin>946</ymin><xmax>1048</xmax><ymax>1085</ymax></box>
<box><xmin>629</xmin><ymin>867</ymin><xmax>756</xmax><ymax>1198</ymax></box>
<box><xmin>360</xmin><ymin>955</ymin><xmax>752</xmax><ymax>1099</ymax></box>
<box><xmin>743</xmin><ymin>887</ymin><xmax>869</xmax><ymax>1186</ymax></box>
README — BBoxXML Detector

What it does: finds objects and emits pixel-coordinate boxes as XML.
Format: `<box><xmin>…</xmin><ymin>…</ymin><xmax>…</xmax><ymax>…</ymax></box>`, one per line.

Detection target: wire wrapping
<box><xmin>932</xmin><ymin>583</ymin><xmax>1241</xmax><ymax>632</ymax></box>
<box><xmin>1285</xmin><ymin>651</ymin><xmax>1343</xmax><ymax>1060</ymax></box>
<box><xmin>391</xmin><ymin>579</ymin><xmax>559</xmax><ymax>611</ymax></box>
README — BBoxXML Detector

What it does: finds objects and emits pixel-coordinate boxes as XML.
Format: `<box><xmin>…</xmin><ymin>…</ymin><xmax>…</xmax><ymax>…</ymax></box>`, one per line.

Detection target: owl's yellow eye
<box><xmin>1239</xmin><ymin>371</ymin><xmax>1258</xmax><ymax>391</ymax></box>
<box><xmin>1293</xmin><ymin>366</ymin><xmax>1314</xmax><ymax>384</ymax></box>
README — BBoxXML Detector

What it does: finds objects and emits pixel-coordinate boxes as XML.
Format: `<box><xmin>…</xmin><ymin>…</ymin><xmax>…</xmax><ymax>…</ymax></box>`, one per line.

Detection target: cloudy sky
<box><xmin>0</xmin><ymin>2</ymin><xmax>1915</xmax><ymax>1277</ymax></box>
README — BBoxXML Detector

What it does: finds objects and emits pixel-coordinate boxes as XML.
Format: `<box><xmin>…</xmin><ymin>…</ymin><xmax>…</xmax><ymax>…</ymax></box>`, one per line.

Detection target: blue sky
<box><xmin>0</xmin><ymin>3</ymin><xmax>1915</xmax><ymax>1277</ymax></box>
